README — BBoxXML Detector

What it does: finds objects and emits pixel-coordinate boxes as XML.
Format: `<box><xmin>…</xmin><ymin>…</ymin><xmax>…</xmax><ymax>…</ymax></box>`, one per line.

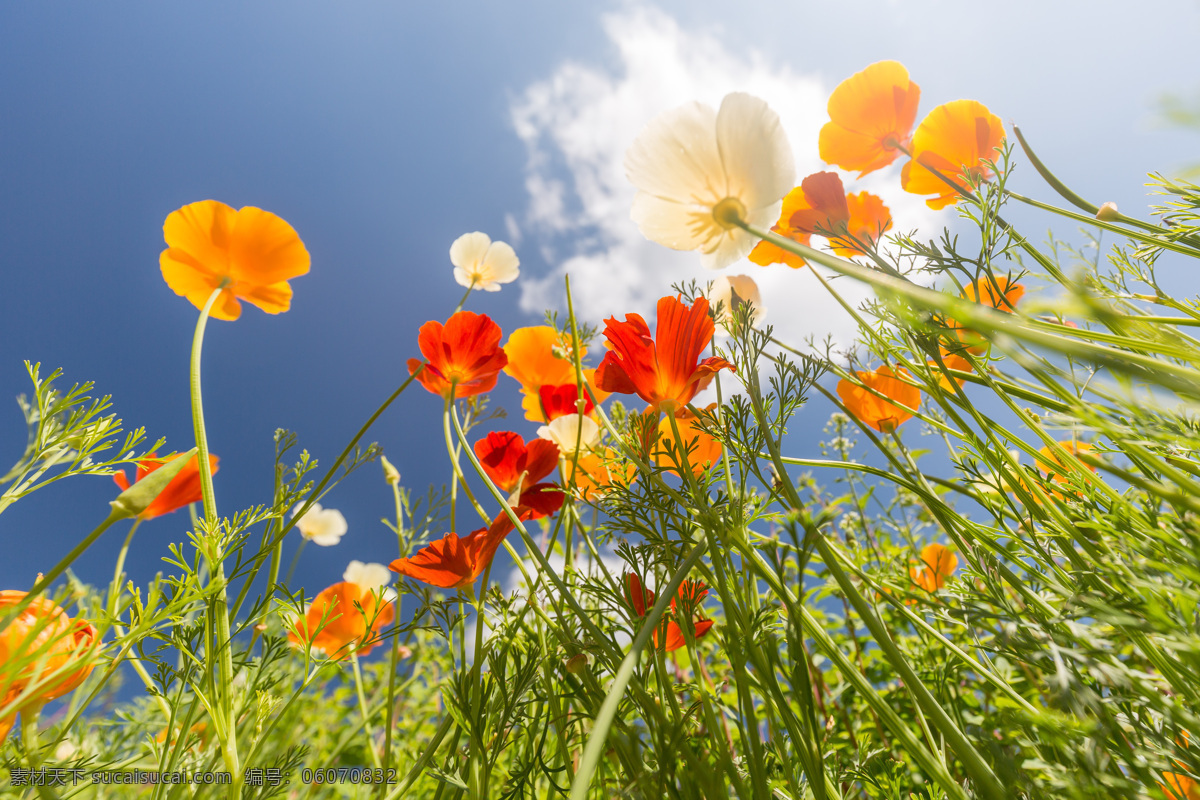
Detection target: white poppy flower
<box><xmin>625</xmin><ymin>92</ymin><xmax>795</xmax><ymax>270</ymax></box>
<box><xmin>450</xmin><ymin>232</ymin><xmax>520</xmax><ymax>291</ymax></box>
<box><xmin>538</xmin><ymin>413</ymin><xmax>600</xmax><ymax>456</ymax></box>
<box><xmin>343</xmin><ymin>560</ymin><xmax>398</xmax><ymax>602</ymax></box>
<box><xmin>293</xmin><ymin>503</ymin><xmax>348</xmax><ymax>546</ymax></box>
<box><xmin>707</xmin><ymin>274</ymin><xmax>767</xmax><ymax>332</ymax></box>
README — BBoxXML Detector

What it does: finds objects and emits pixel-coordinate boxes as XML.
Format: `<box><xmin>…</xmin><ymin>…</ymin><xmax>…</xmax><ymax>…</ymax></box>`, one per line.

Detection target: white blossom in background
<box><xmin>450</xmin><ymin>231</ymin><xmax>520</xmax><ymax>291</ymax></box>
<box><xmin>343</xmin><ymin>560</ymin><xmax>398</xmax><ymax>602</ymax></box>
<box><xmin>293</xmin><ymin>503</ymin><xmax>348</xmax><ymax>546</ymax></box>
<box><xmin>707</xmin><ymin>274</ymin><xmax>766</xmax><ymax>332</ymax></box>
<box><xmin>538</xmin><ymin>413</ymin><xmax>600</xmax><ymax>456</ymax></box>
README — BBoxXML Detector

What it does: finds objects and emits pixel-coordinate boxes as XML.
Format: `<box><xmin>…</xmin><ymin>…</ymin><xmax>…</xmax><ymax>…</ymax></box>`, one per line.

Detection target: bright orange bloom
<box><xmin>652</xmin><ymin>405</ymin><xmax>723</xmax><ymax>477</ymax></box>
<box><xmin>838</xmin><ymin>191</ymin><xmax>893</xmax><ymax>257</ymax></box>
<box><xmin>112</xmin><ymin>452</ymin><xmax>220</xmax><ymax>520</ymax></box>
<box><xmin>390</xmin><ymin>513</ymin><xmax>517</xmax><ymax>590</ymax></box>
<box><xmin>288</xmin><ymin>582</ymin><xmax>394</xmax><ymax>659</ymax></box>
<box><xmin>929</xmin><ymin>352</ymin><xmax>973</xmax><ymax>390</ymax></box>
<box><xmin>408</xmin><ymin>311</ymin><xmax>508</xmax><ymax>399</ymax></box>
<box><xmin>502</xmin><ymin>326</ymin><xmax>608</xmax><ymax>422</ymax></box>
<box><xmin>1034</xmin><ymin>441</ymin><xmax>1097</xmax><ymax>500</ymax></box>
<box><xmin>1162</xmin><ymin>772</ymin><xmax>1200</xmax><ymax>800</ymax></box>
<box><xmin>474</xmin><ymin>431</ymin><xmax>559</xmax><ymax>493</ymax></box>
<box><xmin>909</xmin><ymin>543</ymin><xmax>958</xmax><ymax>593</ymax></box>
<box><xmin>539</xmin><ymin>384</ymin><xmax>596</xmax><ymax>421</ymax></box>
<box><xmin>596</xmin><ymin>296</ymin><xmax>735</xmax><ymax>413</ymax></box>
<box><xmin>160</xmin><ymin>201</ymin><xmax>310</xmax><ymax>321</ymax></box>
<box><xmin>948</xmin><ymin>275</ymin><xmax>1025</xmax><ymax>353</ymax></box>
<box><xmin>1</xmin><ymin>590</ymin><xmax>98</xmax><ymax>736</ymax></box>
<box><xmin>837</xmin><ymin>366</ymin><xmax>921</xmax><ymax>433</ymax></box>
<box><xmin>901</xmin><ymin>100</ymin><xmax>1006</xmax><ymax>209</ymax></box>
<box><xmin>623</xmin><ymin>573</ymin><xmax>714</xmax><ymax>652</ymax></box>
<box><xmin>565</xmin><ymin>448</ymin><xmax>637</xmax><ymax>502</ymax></box>
<box><xmin>819</xmin><ymin>61</ymin><xmax>921</xmax><ymax>178</ymax></box>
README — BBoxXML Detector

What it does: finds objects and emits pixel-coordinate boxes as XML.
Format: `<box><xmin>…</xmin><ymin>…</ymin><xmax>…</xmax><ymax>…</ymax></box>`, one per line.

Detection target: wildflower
<box><xmin>474</xmin><ymin>431</ymin><xmax>560</xmax><ymax>493</ymax></box>
<box><xmin>623</xmin><ymin>573</ymin><xmax>714</xmax><ymax>652</ymax></box>
<box><xmin>565</xmin><ymin>448</ymin><xmax>637</xmax><ymax>502</ymax></box>
<box><xmin>595</xmin><ymin>296</ymin><xmax>735</xmax><ymax>413</ymax></box>
<box><xmin>909</xmin><ymin>543</ymin><xmax>958</xmax><ymax>593</ymax></box>
<box><xmin>408</xmin><ymin>310</ymin><xmax>508</xmax><ymax>399</ymax></box>
<box><xmin>947</xmin><ymin>275</ymin><xmax>1025</xmax><ymax>353</ymax></box>
<box><xmin>539</xmin><ymin>383</ymin><xmax>595</xmax><ymax>421</ymax></box>
<box><xmin>390</xmin><ymin>513</ymin><xmax>517</xmax><ymax>590</ymax></box>
<box><xmin>901</xmin><ymin>100</ymin><xmax>1006</xmax><ymax>209</ymax></box>
<box><xmin>538</xmin><ymin>413</ymin><xmax>601</xmax><ymax>457</ymax></box>
<box><xmin>1</xmin><ymin>591</ymin><xmax>98</xmax><ymax>738</ymax></box>
<box><xmin>450</xmin><ymin>232</ymin><xmax>519</xmax><ymax>292</ymax></box>
<box><xmin>819</xmin><ymin>61</ymin><xmax>921</xmax><ymax>178</ymax></box>
<box><xmin>707</xmin><ymin>275</ymin><xmax>766</xmax><ymax>332</ymax></box>
<box><xmin>160</xmin><ymin>200</ymin><xmax>310</xmax><ymax>320</ymax></box>
<box><xmin>1034</xmin><ymin>441</ymin><xmax>1097</xmax><ymax>500</ymax></box>
<box><xmin>625</xmin><ymin>92</ymin><xmax>795</xmax><ymax>269</ymax></box>
<box><xmin>287</xmin><ymin>574</ymin><xmax>394</xmax><ymax>660</ymax></box>
<box><xmin>112</xmin><ymin>452</ymin><xmax>219</xmax><ymax>520</ymax></box>
<box><xmin>652</xmin><ymin>406</ymin><xmax>723</xmax><ymax>477</ymax></box>
<box><xmin>838</xmin><ymin>191</ymin><xmax>893</xmax><ymax>257</ymax></box>
<box><xmin>342</xmin><ymin>561</ymin><xmax>397</xmax><ymax>600</ymax></box>
<box><xmin>292</xmin><ymin>503</ymin><xmax>348</xmax><ymax>546</ymax></box>
<box><xmin>837</xmin><ymin>366</ymin><xmax>921</xmax><ymax>433</ymax></box>
<box><xmin>1161</xmin><ymin>773</ymin><xmax>1199</xmax><ymax>800</ymax></box>
<box><xmin>502</xmin><ymin>326</ymin><xmax>607</xmax><ymax>422</ymax></box>
<box><xmin>929</xmin><ymin>352</ymin><xmax>973</xmax><ymax>390</ymax></box>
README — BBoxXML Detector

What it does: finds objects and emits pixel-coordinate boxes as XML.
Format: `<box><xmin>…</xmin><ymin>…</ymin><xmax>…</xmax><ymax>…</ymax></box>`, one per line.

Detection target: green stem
<box><xmin>106</xmin><ymin>518</ymin><xmax>142</xmax><ymax>617</ymax></box>
<box><xmin>284</xmin><ymin>538</ymin><xmax>308</xmax><ymax>586</ymax></box>
<box><xmin>350</xmin><ymin>653</ymin><xmax>384</xmax><ymax>769</ymax></box>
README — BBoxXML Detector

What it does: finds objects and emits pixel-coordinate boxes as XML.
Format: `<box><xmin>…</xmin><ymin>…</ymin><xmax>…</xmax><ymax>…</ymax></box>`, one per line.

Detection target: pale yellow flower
<box><xmin>707</xmin><ymin>274</ymin><xmax>766</xmax><ymax>332</ymax></box>
<box><xmin>343</xmin><ymin>560</ymin><xmax>397</xmax><ymax>602</ymax></box>
<box><xmin>538</xmin><ymin>413</ymin><xmax>600</xmax><ymax>457</ymax></box>
<box><xmin>451</xmin><ymin>232</ymin><xmax>519</xmax><ymax>291</ymax></box>
<box><xmin>293</xmin><ymin>502</ymin><xmax>347</xmax><ymax>546</ymax></box>
<box><xmin>625</xmin><ymin>92</ymin><xmax>795</xmax><ymax>270</ymax></box>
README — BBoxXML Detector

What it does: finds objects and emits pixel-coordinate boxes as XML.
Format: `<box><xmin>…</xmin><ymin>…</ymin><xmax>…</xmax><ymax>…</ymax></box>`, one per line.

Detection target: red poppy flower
<box><xmin>287</xmin><ymin>581</ymin><xmax>394</xmax><ymax>660</ymax></box>
<box><xmin>819</xmin><ymin>61</ymin><xmax>921</xmax><ymax>178</ymax></box>
<box><xmin>390</xmin><ymin>513</ymin><xmax>518</xmax><ymax>590</ymax></box>
<box><xmin>112</xmin><ymin>452</ymin><xmax>220</xmax><ymax>520</ymax></box>
<box><xmin>474</xmin><ymin>432</ymin><xmax>560</xmax><ymax>493</ymax></box>
<box><xmin>595</xmin><ymin>296</ymin><xmax>734</xmax><ymax>413</ymax></box>
<box><xmin>623</xmin><ymin>573</ymin><xmax>715</xmax><ymax>652</ymax></box>
<box><xmin>408</xmin><ymin>310</ymin><xmax>508</xmax><ymax>399</ymax></box>
<box><xmin>539</xmin><ymin>384</ymin><xmax>595</xmax><ymax>421</ymax></box>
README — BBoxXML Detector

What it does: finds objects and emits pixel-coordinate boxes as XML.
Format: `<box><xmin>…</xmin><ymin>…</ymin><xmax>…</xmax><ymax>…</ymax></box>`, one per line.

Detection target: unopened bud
<box><xmin>1096</xmin><ymin>202</ymin><xmax>1119</xmax><ymax>221</ymax></box>
<box><xmin>564</xmin><ymin>653</ymin><xmax>589</xmax><ymax>674</ymax></box>
<box><xmin>380</xmin><ymin>455</ymin><xmax>401</xmax><ymax>486</ymax></box>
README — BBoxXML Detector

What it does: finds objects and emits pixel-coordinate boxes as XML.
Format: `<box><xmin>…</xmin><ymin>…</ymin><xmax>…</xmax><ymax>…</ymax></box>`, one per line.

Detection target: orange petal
<box><xmin>901</xmin><ymin>100</ymin><xmax>1005</xmax><ymax>209</ymax></box>
<box><xmin>227</xmin><ymin>206</ymin><xmax>311</xmax><ymax>286</ymax></box>
<box><xmin>820</xmin><ymin>61</ymin><xmax>920</xmax><ymax>177</ymax></box>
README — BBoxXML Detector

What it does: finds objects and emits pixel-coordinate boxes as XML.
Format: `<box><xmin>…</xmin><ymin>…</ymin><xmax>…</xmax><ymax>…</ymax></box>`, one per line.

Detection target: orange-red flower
<box><xmin>837</xmin><ymin>366</ymin><xmax>921</xmax><ymax>433</ymax></box>
<box><xmin>651</xmin><ymin>406</ymin><xmax>723</xmax><ymax>477</ymax></box>
<box><xmin>564</xmin><ymin>448</ymin><xmax>638</xmax><ymax>502</ymax></box>
<box><xmin>539</xmin><ymin>384</ymin><xmax>595</xmax><ymax>421</ymax></box>
<box><xmin>502</xmin><ymin>326</ymin><xmax>608</xmax><ymax>422</ymax></box>
<box><xmin>623</xmin><ymin>573</ymin><xmax>714</xmax><ymax>652</ymax></box>
<box><xmin>390</xmin><ymin>513</ymin><xmax>518</xmax><ymax>590</ymax></box>
<box><xmin>408</xmin><ymin>311</ymin><xmax>508</xmax><ymax>399</ymax></box>
<box><xmin>595</xmin><ymin>296</ymin><xmax>734</xmax><ymax>413</ymax></box>
<box><xmin>909</xmin><ymin>543</ymin><xmax>958</xmax><ymax>594</ymax></box>
<box><xmin>474</xmin><ymin>431</ymin><xmax>559</xmax><ymax>494</ymax></box>
<box><xmin>112</xmin><ymin>452</ymin><xmax>220</xmax><ymax>520</ymax></box>
<box><xmin>160</xmin><ymin>200</ymin><xmax>310</xmax><ymax>321</ymax></box>
<box><xmin>901</xmin><ymin>100</ymin><xmax>1006</xmax><ymax>209</ymax></box>
<box><xmin>1</xmin><ymin>590</ymin><xmax>98</xmax><ymax>737</ymax></box>
<box><xmin>819</xmin><ymin>61</ymin><xmax>921</xmax><ymax>178</ymax></box>
<box><xmin>947</xmin><ymin>275</ymin><xmax>1025</xmax><ymax>353</ymax></box>
<box><xmin>288</xmin><ymin>581</ymin><xmax>394</xmax><ymax>660</ymax></box>
<box><xmin>749</xmin><ymin>173</ymin><xmax>892</xmax><ymax>267</ymax></box>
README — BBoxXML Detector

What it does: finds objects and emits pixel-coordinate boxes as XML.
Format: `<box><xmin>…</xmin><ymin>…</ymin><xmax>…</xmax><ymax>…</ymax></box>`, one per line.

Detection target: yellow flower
<box><xmin>450</xmin><ymin>232</ymin><xmax>520</xmax><ymax>292</ymax></box>
<box><xmin>625</xmin><ymin>93</ymin><xmax>795</xmax><ymax>269</ymax></box>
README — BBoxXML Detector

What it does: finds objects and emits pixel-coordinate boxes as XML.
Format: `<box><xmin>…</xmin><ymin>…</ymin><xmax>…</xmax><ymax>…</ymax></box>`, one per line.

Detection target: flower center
<box><xmin>712</xmin><ymin>197</ymin><xmax>747</xmax><ymax>230</ymax></box>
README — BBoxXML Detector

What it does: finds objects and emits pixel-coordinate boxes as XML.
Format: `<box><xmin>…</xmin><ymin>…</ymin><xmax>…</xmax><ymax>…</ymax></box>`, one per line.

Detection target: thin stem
<box><xmin>351</xmin><ymin>653</ymin><xmax>384</xmax><ymax>769</ymax></box>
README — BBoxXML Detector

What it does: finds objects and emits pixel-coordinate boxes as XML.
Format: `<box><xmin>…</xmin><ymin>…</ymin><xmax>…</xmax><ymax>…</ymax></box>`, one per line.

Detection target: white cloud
<box><xmin>510</xmin><ymin>5</ymin><xmax>937</xmax><ymax>357</ymax></box>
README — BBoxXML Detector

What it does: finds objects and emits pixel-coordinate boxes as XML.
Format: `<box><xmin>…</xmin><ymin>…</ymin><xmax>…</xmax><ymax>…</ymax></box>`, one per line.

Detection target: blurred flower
<box><xmin>626</xmin><ymin>92</ymin><xmax>795</xmax><ymax>269</ymax></box>
<box><xmin>1096</xmin><ymin>201</ymin><xmax>1120</xmax><ymax>221</ymax></box>
<box><xmin>909</xmin><ymin>543</ymin><xmax>958</xmax><ymax>593</ymax></box>
<box><xmin>1034</xmin><ymin>441</ymin><xmax>1097</xmax><ymax>500</ymax></box>
<box><xmin>160</xmin><ymin>200</ymin><xmax>310</xmax><ymax>321</ymax></box>
<box><xmin>819</xmin><ymin>61</ymin><xmax>921</xmax><ymax>178</ymax></box>
<box><xmin>837</xmin><ymin>366</ymin><xmax>920</xmax><ymax>433</ymax></box>
<box><xmin>450</xmin><ymin>232</ymin><xmax>519</xmax><ymax>292</ymax></box>
<box><xmin>565</xmin><ymin>448</ymin><xmax>637</xmax><ymax>502</ymax></box>
<box><xmin>538</xmin><ymin>413</ymin><xmax>601</xmax><ymax>457</ymax></box>
<box><xmin>502</xmin><ymin>326</ymin><xmax>607</xmax><ymax>422</ymax></box>
<box><xmin>596</xmin><ymin>296</ymin><xmax>735</xmax><ymax>413</ymax></box>
<box><xmin>1162</xmin><ymin>771</ymin><xmax>1200</xmax><ymax>800</ymax></box>
<box><xmin>707</xmin><ymin>275</ymin><xmax>766</xmax><ymax>331</ymax></box>
<box><xmin>288</xmin><ymin>579</ymin><xmax>393</xmax><ymax>660</ymax></box>
<box><xmin>408</xmin><ymin>311</ymin><xmax>508</xmax><ymax>399</ymax></box>
<box><xmin>474</xmin><ymin>431</ymin><xmax>559</xmax><ymax>494</ymax></box>
<box><xmin>390</xmin><ymin>513</ymin><xmax>516</xmax><ymax>590</ymax></box>
<box><xmin>901</xmin><ymin>100</ymin><xmax>1006</xmax><ymax>209</ymax></box>
<box><xmin>112</xmin><ymin>452</ymin><xmax>219</xmax><ymax>520</ymax></box>
<box><xmin>948</xmin><ymin>275</ymin><xmax>1025</xmax><ymax>354</ymax></box>
<box><xmin>929</xmin><ymin>352</ymin><xmax>973</xmax><ymax>390</ymax></box>
<box><xmin>623</xmin><ymin>573</ymin><xmax>714</xmax><ymax>652</ymax></box>
<box><xmin>1</xmin><ymin>590</ymin><xmax>98</xmax><ymax>737</ymax></box>
<box><xmin>652</xmin><ymin>406</ymin><xmax>723</xmax><ymax>477</ymax></box>
<box><xmin>292</xmin><ymin>503</ymin><xmax>348</xmax><ymax>547</ymax></box>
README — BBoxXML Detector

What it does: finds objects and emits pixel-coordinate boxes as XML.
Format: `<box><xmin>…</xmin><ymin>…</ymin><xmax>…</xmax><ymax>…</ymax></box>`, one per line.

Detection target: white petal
<box><xmin>538</xmin><ymin>414</ymin><xmax>600</xmax><ymax>456</ymax></box>
<box><xmin>625</xmin><ymin>100</ymin><xmax>725</xmax><ymax>204</ymax></box>
<box><xmin>699</xmin><ymin>228</ymin><xmax>756</xmax><ymax>270</ymax></box>
<box><xmin>449</xmin><ymin>232</ymin><xmax>492</xmax><ymax>270</ymax></box>
<box><xmin>297</xmin><ymin>506</ymin><xmax>347</xmax><ymax>546</ymax></box>
<box><xmin>715</xmin><ymin>93</ymin><xmax>795</xmax><ymax>212</ymax></box>
<box><xmin>630</xmin><ymin>193</ymin><xmax>721</xmax><ymax>252</ymax></box>
<box><xmin>480</xmin><ymin>240</ymin><xmax>520</xmax><ymax>284</ymax></box>
<box><xmin>344</xmin><ymin>560</ymin><xmax>393</xmax><ymax>590</ymax></box>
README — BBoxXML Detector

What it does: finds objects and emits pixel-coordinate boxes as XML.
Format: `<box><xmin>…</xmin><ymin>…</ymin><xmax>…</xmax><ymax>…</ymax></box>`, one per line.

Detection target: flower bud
<box><xmin>1096</xmin><ymin>202</ymin><xmax>1119</xmax><ymax>221</ymax></box>
<box><xmin>380</xmin><ymin>455</ymin><xmax>401</xmax><ymax>486</ymax></box>
<box><xmin>564</xmin><ymin>653</ymin><xmax>589</xmax><ymax>674</ymax></box>
<box><xmin>109</xmin><ymin>448</ymin><xmax>199</xmax><ymax>520</ymax></box>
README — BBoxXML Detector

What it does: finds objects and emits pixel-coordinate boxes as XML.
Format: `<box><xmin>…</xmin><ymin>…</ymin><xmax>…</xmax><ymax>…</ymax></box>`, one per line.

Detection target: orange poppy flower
<box><xmin>819</xmin><ymin>61</ymin><xmax>921</xmax><ymax>178</ymax></box>
<box><xmin>929</xmin><ymin>352</ymin><xmax>973</xmax><ymax>390</ymax></box>
<box><xmin>837</xmin><ymin>366</ymin><xmax>921</xmax><ymax>433</ymax></box>
<box><xmin>838</xmin><ymin>191</ymin><xmax>893</xmax><ymax>258</ymax></box>
<box><xmin>1034</xmin><ymin>441</ymin><xmax>1097</xmax><ymax>500</ymax></box>
<box><xmin>652</xmin><ymin>406</ymin><xmax>723</xmax><ymax>477</ymax></box>
<box><xmin>474</xmin><ymin>431</ymin><xmax>559</xmax><ymax>494</ymax></box>
<box><xmin>1</xmin><ymin>590</ymin><xmax>98</xmax><ymax>735</ymax></box>
<box><xmin>595</xmin><ymin>296</ymin><xmax>735</xmax><ymax>413</ymax></box>
<box><xmin>1162</xmin><ymin>772</ymin><xmax>1200</xmax><ymax>800</ymax></box>
<box><xmin>112</xmin><ymin>452</ymin><xmax>220</xmax><ymax>520</ymax></box>
<box><xmin>408</xmin><ymin>310</ymin><xmax>508</xmax><ymax>399</ymax></box>
<box><xmin>901</xmin><ymin>100</ymin><xmax>1006</xmax><ymax>209</ymax></box>
<box><xmin>623</xmin><ymin>573</ymin><xmax>714</xmax><ymax>652</ymax></box>
<box><xmin>390</xmin><ymin>513</ymin><xmax>518</xmax><ymax>590</ymax></box>
<box><xmin>502</xmin><ymin>326</ymin><xmax>608</xmax><ymax>422</ymax></box>
<box><xmin>288</xmin><ymin>581</ymin><xmax>394</xmax><ymax>660</ymax></box>
<box><xmin>565</xmin><ymin>448</ymin><xmax>637</xmax><ymax>502</ymax></box>
<box><xmin>160</xmin><ymin>201</ymin><xmax>310</xmax><ymax>321</ymax></box>
<box><xmin>909</xmin><ymin>543</ymin><xmax>958</xmax><ymax>593</ymax></box>
<box><xmin>947</xmin><ymin>275</ymin><xmax>1025</xmax><ymax>353</ymax></box>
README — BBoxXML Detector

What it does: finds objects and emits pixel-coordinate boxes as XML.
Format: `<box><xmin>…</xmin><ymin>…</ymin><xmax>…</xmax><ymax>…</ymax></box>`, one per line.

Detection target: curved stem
<box><xmin>106</xmin><ymin>518</ymin><xmax>142</xmax><ymax>617</ymax></box>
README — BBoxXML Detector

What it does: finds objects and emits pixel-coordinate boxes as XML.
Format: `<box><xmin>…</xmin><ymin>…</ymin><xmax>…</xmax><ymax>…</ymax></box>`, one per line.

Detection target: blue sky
<box><xmin>1</xmin><ymin>1</ymin><xmax>1198</xmax><ymax>607</ymax></box>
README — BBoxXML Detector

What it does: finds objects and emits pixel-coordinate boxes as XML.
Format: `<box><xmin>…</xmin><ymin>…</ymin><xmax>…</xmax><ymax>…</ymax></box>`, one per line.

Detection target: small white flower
<box><xmin>343</xmin><ymin>560</ymin><xmax>397</xmax><ymax>602</ymax></box>
<box><xmin>293</xmin><ymin>503</ymin><xmax>348</xmax><ymax>547</ymax></box>
<box><xmin>707</xmin><ymin>274</ymin><xmax>767</xmax><ymax>332</ymax></box>
<box><xmin>625</xmin><ymin>92</ymin><xmax>795</xmax><ymax>270</ymax></box>
<box><xmin>451</xmin><ymin>231</ymin><xmax>520</xmax><ymax>292</ymax></box>
<box><xmin>538</xmin><ymin>413</ymin><xmax>600</xmax><ymax>456</ymax></box>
